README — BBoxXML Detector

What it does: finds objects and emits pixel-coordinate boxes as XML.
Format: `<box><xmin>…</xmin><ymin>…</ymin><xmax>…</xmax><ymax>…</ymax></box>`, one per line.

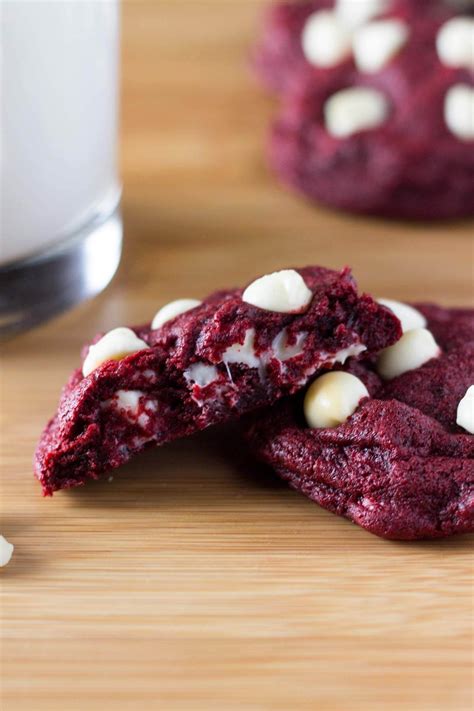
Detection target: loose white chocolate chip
<box><xmin>324</xmin><ymin>87</ymin><xmax>389</xmax><ymax>138</ymax></box>
<box><xmin>352</xmin><ymin>19</ymin><xmax>409</xmax><ymax>73</ymax></box>
<box><xmin>456</xmin><ymin>385</ymin><xmax>474</xmax><ymax>434</ymax></box>
<box><xmin>242</xmin><ymin>270</ymin><xmax>313</xmax><ymax>313</ymax></box>
<box><xmin>151</xmin><ymin>298</ymin><xmax>201</xmax><ymax>330</ymax></box>
<box><xmin>444</xmin><ymin>84</ymin><xmax>474</xmax><ymax>141</ymax></box>
<box><xmin>304</xmin><ymin>371</ymin><xmax>369</xmax><ymax>429</ymax></box>
<box><xmin>436</xmin><ymin>16</ymin><xmax>474</xmax><ymax>70</ymax></box>
<box><xmin>377</xmin><ymin>328</ymin><xmax>441</xmax><ymax>380</ymax></box>
<box><xmin>302</xmin><ymin>11</ymin><xmax>352</xmax><ymax>67</ymax></box>
<box><xmin>335</xmin><ymin>0</ymin><xmax>390</xmax><ymax>29</ymax></box>
<box><xmin>377</xmin><ymin>298</ymin><xmax>427</xmax><ymax>333</ymax></box>
<box><xmin>0</xmin><ymin>535</ymin><xmax>14</xmax><ymax>567</ymax></box>
<box><xmin>82</xmin><ymin>328</ymin><xmax>149</xmax><ymax>377</ymax></box>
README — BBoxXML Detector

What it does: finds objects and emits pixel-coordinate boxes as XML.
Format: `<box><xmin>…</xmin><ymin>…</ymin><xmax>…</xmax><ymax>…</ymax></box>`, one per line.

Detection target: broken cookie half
<box><xmin>35</xmin><ymin>266</ymin><xmax>400</xmax><ymax>495</ymax></box>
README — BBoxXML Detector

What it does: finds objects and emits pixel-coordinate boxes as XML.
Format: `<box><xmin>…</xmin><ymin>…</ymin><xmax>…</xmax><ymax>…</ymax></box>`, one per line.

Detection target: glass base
<box><xmin>0</xmin><ymin>201</ymin><xmax>122</xmax><ymax>341</ymax></box>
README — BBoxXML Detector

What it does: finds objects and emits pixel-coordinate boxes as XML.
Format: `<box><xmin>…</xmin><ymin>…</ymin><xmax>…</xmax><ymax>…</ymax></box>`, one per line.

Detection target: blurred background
<box><xmin>118</xmin><ymin>0</ymin><xmax>473</xmax><ymax>333</ymax></box>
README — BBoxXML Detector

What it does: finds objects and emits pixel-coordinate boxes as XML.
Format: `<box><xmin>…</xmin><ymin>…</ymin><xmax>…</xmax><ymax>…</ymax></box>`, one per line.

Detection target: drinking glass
<box><xmin>0</xmin><ymin>0</ymin><xmax>122</xmax><ymax>339</ymax></box>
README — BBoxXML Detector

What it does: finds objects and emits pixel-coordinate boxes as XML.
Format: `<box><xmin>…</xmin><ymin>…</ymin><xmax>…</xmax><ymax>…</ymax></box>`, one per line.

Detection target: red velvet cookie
<box><xmin>35</xmin><ymin>266</ymin><xmax>400</xmax><ymax>495</ymax></box>
<box><xmin>255</xmin><ymin>0</ymin><xmax>474</xmax><ymax>218</ymax></box>
<box><xmin>246</xmin><ymin>304</ymin><xmax>474</xmax><ymax>539</ymax></box>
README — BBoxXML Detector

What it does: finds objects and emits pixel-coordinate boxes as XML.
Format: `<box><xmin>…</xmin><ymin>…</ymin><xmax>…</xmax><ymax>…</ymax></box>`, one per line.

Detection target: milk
<box><xmin>0</xmin><ymin>1</ymin><xmax>120</xmax><ymax>266</ymax></box>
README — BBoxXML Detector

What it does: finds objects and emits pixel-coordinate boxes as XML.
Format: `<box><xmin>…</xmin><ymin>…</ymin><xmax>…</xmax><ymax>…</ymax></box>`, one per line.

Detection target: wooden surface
<box><xmin>1</xmin><ymin>3</ymin><xmax>473</xmax><ymax>710</ymax></box>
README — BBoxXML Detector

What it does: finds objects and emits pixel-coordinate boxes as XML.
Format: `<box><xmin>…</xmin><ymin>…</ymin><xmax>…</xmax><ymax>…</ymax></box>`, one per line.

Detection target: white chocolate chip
<box><xmin>333</xmin><ymin>342</ymin><xmax>367</xmax><ymax>364</ymax></box>
<box><xmin>115</xmin><ymin>389</ymin><xmax>144</xmax><ymax>415</ymax></box>
<box><xmin>151</xmin><ymin>298</ymin><xmax>201</xmax><ymax>330</ymax></box>
<box><xmin>137</xmin><ymin>413</ymin><xmax>150</xmax><ymax>429</ymax></box>
<box><xmin>436</xmin><ymin>16</ymin><xmax>474</xmax><ymax>70</ymax></box>
<box><xmin>335</xmin><ymin>0</ymin><xmax>390</xmax><ymax>29</ymax></box>
<box><xmin>184</xmin><ymin>362</ymin><xmax>219</xmax><ymax>388</ymax></box>
<box><xmin>304</xmin><ymin>371</ymin><xmax>369</xmax><ymax>428</ymax></box>
<box><xmin>271</xmin><ymin>330</ymin><xmax>307</xmax><ymax>361</ymax></box>
<box><xmin>302</xmin><ymin>10</ymin><xmax>352</xmax><ymax>67</ymax></box>
<box><xmin>377</xmin><ymin>299</ymin><xmax>427</xmax><ymax>333</ymax></box>
<box><xmin>324</xmin><ymin>87</ymin><xmax>389</xmax><ymax>138</ymax></box>
<box><xmin>102</xmin><ymin>390</ymin><xmax>157</xmax><ymax>424</ymax></box>
<box><xmin>444</xmin><ymin>84</ymin><xmax>474</xmax><ymax>141</ymax></box>
<box><xmin>352</xmin><ymin>19</ymin><xmax>409</xmax><ymax>73</ymax></box>
<box><xmin>456</xmin><ymin>385</ymin><xmax>474</xmax><ymax>433</ymax></box>
<box><xmin>377</xmin><ymin>328</ymin><xmax>441</xmax><ymax>380</ymax></box>
<box><xmin>222</xmin><ymin>328</ymin><xmax>260</xmax><ymax>368</ymax></box>
<box><xmin>242</xmin><ymin>270</ymin><xmax>313</xmax><ymax>313</ymax></box>
<box><xmin>0</xmin><ymin>535</ymin><xmax>14</xmax><ymax>567</ymax></box>
<box><xmin>82</xmin><ymin>328</ymin><xmax>149</xmax><ymax>377</ymax></box>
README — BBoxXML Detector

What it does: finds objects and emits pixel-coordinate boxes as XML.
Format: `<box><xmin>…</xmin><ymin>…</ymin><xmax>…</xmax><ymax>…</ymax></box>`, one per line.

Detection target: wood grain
<box><xmin>1</xmin><ymin>2</ymin><xmax>473</xmax><ymax>710</ymax></box>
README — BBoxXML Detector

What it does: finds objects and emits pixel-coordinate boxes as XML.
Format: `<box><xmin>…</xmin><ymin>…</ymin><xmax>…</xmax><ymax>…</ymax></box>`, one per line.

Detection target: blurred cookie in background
<box><xmin>254</xmin><ymin>0</ymin><xmax>474</xmax><ymax>219</ymax></box>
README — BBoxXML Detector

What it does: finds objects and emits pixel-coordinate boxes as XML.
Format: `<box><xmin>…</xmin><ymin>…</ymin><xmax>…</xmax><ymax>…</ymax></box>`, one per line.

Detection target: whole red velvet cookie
<box><xmin>246</xmin><ymin>303</ymin><xmax>474</xmax><ymax>539</ymax></box>
<box><xmin>35</xmin><ymin>266</ymin><xmax>400</xmax><ymax>495</ymax></box>
<box><xmin>255</xmin><ymin>0</ymin><xmax>474</xmax><ymax>218</ymax></box>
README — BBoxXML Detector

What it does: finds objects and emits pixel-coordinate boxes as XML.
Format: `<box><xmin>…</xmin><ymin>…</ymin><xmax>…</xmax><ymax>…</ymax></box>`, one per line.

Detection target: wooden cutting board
<box><xmin>1</xmin><ymin>3</ymin><xmax>472</xmax><ymax>710</ymax></box>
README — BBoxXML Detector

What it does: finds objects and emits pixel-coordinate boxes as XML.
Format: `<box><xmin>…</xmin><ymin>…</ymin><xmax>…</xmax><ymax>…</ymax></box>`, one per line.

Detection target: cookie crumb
<box><xmin>0</xmin><ymin>535</ymin><xmax>14</xmax><ymax>567</ymax></box>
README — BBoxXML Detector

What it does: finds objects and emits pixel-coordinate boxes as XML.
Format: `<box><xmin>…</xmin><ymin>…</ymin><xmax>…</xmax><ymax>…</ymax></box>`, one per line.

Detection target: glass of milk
<box><xmin>0</xmin><ymin>1</ymin><xmax>122</xmax><ymax>339</ymax></box>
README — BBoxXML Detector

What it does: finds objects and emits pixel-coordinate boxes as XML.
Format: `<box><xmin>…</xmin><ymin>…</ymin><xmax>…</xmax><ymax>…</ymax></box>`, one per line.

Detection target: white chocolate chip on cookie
<box><xmin>115</xmin><ymin>389</ymin><xmax>145</xmax><ymax>415</ymax></box>
<box><xmin>304</xmin><ymin>371</ymin><xmax>369</xmax><ymax>429</ymax></box>
<box><xmin>353</xmin><ymin>19</ymin><xmax>409</xmax><ymax>73</ymax></box>
<box><xmin>242</xmin><ymin>270</ymin><xmax>313</xmax><ymax>313</ymax></box>
<box><xmin>324</xmin><ymin>87</ymin><xmax>389</xmax><ymax>138</ymax></box>
<box><xmin>377</xmin><ymin>299</ymin><xmax>427</xmax><ymax>333</ymax></box>
<box><xmin>302</xmin><ymin>11</ymin><xmax>352</xmax><ymax>67</ymax></box>
<box><xmin>151</xmin><ymin>298</ymin><xmax>201</xmax><ymax>330</ymax></box>
<box><xmin>377</xmin><ymin>328</ymin><xmax>441</xmax><ymax>380</ymax></box>
<box><xmin>82</xmin><ymin>328</ymin><xmax>149</xmax><ymax>377</ymax></box>
<box><xmin>456</xmin><ymin>385</ymin><xmax>474</xmax><ymax>433</ymax></box>
<box><xmin>444</xmin><ymin>84</ymin><xmax>474</xmax><ymax>141</ymax></box>
<box><xmin>436</xmin><ymin>16</ymin><xmax>474</xmax><ymax>70</ymax></box>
